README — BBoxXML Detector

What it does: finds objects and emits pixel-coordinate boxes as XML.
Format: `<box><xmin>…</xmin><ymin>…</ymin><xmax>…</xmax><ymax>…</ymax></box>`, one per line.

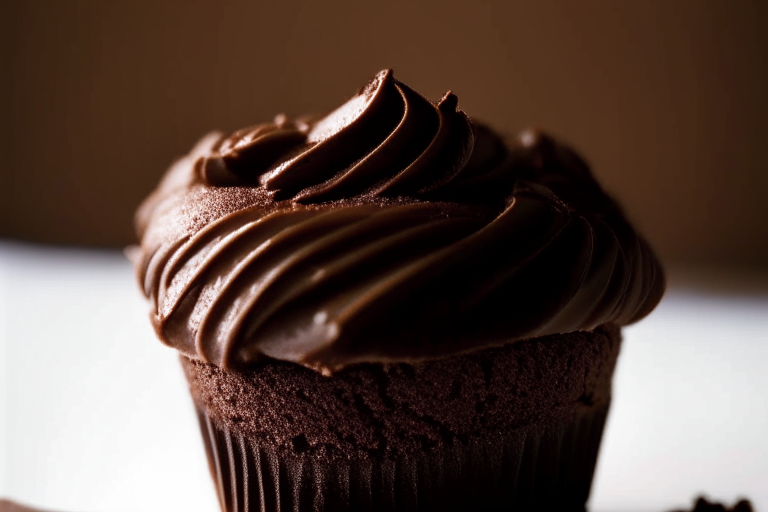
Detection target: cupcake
<box><xmin>134</xmin><ymin>70</ymin><xmax>664</xmax><ymax>511</ymax></box>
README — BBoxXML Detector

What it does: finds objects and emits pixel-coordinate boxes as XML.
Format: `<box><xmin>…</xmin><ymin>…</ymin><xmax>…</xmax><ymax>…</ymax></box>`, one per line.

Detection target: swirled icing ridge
<box><xmin>135</xmin><ymin>69</ymin><xmax>665</xmax><ymax>374</ymax></box>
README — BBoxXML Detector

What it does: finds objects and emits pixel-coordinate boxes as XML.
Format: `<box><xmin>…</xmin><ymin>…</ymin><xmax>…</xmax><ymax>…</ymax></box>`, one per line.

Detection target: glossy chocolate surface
<box><xmin>135</xmin><ymin>70</ymin><xmax>664</xmax><ymax>373</ymax></box>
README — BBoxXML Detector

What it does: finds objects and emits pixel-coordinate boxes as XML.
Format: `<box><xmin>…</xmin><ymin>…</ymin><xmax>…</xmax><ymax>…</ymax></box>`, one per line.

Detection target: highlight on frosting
<box><xmin>135</xmin><ymin>69</ymin><xmax>665</xmax><ymax>374</ymax></box>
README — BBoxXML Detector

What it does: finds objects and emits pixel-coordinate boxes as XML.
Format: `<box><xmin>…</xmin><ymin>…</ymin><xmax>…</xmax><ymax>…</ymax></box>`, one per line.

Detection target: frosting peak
<box><xmin>135</xmin><ymin>70</ymin><xmax>665</xmax><ymax>374</ymax></box>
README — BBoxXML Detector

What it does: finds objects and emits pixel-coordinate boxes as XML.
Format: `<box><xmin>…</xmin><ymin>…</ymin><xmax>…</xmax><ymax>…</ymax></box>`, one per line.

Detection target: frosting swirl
<box><xmin>135</xmin><ymin>69</ymin><xmax>665</xmax><ymax>374</ymax></box>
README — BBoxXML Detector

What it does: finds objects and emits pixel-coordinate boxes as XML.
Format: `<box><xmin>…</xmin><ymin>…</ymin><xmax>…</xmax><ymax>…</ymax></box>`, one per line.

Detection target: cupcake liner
<box><xmin>195</xmin><ymin>402</ymin><xmax>608</xmax><ymax>512</ymax></box>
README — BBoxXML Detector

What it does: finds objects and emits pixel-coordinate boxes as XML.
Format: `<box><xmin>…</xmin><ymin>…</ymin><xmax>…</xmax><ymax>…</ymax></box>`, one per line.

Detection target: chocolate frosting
<box><xmin>135</xmin><ymin>69</ymin><xmax>665</xmax><ymax>374</ymax></box>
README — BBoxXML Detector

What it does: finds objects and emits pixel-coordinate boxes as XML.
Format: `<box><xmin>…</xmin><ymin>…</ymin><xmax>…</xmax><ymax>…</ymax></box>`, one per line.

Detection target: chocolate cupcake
<box><xmin>134</xmin><ymin>70</ymin><xmax>664</xmax><ymax>511</ymax></box>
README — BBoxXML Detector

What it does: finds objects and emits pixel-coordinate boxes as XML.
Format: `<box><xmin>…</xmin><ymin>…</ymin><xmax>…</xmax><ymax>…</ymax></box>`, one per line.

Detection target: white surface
<box><xmin>1</xmin><ymin>240</ymin><xmax>766</xmax><ymax>512</ymax></box>
<box><xmin>0</xmin><ymin>242</ymin><xmax>218</xmax><ymax>512</ymax></box>
<box><xmin>593</xmin><ymin>290</ymin><xmax>767</xmax><ymax>511</ymax></box>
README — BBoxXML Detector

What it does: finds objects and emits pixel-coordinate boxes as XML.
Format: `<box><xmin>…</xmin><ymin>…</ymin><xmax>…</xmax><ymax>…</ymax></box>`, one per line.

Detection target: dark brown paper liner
<box><xmin>195</xmin><ymin>402</ymin><xmax>607</xmax><ymax>512</ymax></box>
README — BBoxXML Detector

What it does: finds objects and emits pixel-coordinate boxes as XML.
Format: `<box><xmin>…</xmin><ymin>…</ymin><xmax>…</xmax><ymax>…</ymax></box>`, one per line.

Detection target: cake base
<box><xmin>182</xmin><ymin>324</ymin><xmax>621</xmax><ymax>512</ymax></box>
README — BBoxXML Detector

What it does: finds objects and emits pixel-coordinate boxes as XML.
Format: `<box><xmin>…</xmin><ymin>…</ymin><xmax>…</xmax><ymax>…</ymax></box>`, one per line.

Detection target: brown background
<box><xmin>1</xmin><ymin>0</ymin><xmax>766</xmax><ymax>268</ymax></box>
